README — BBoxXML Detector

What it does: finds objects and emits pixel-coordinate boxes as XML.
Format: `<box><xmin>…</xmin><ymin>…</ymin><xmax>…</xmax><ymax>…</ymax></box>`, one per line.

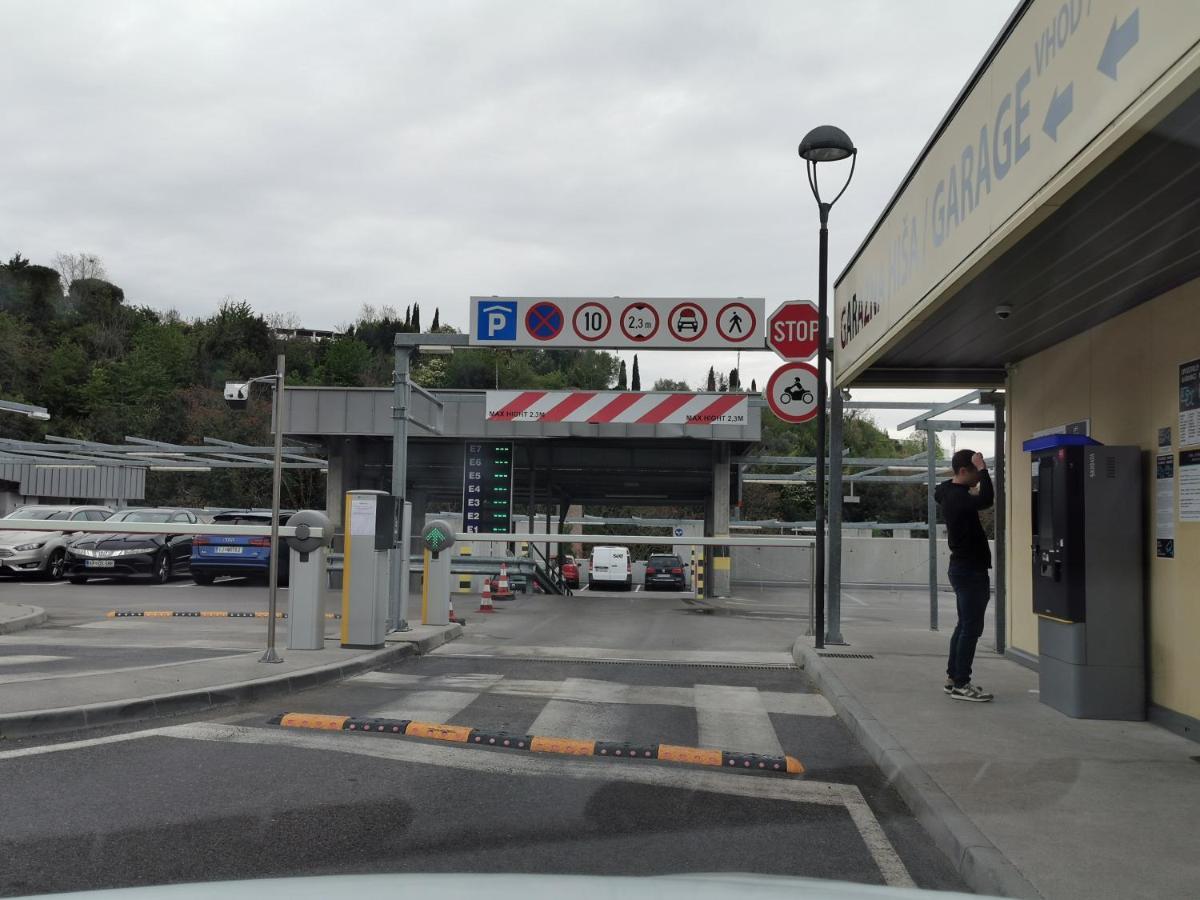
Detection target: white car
<box><xmin>0</xmin><ymin>505</ymin><xmax>113</xmax><ymax>580</ymax></box>
<box><xmin>588</xmin><ymin>545</ymin><xmax>632</xmax><ymax>591</ymax></box>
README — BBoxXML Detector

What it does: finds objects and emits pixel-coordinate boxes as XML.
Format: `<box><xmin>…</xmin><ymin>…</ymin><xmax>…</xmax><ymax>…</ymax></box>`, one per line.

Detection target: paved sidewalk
<box><xmin>0</xmin><ymin>620</ymin><xmax>462</xmax><ymax>740</ymax></box>
<box><xmin>793</xmin><ymin>588</ymin><xmax>1199</xmax><ymax>900</ymax></box>
<box><xmin>0</xmin><ymin>602</ymin><xmax>46</xmax><ymax>634</ymax></box>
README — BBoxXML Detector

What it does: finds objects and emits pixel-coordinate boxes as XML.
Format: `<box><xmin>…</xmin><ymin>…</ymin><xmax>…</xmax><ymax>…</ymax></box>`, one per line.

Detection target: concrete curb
<box><xmin>0</xmin><ymin>624</ymin><xmax>463</xmax><ymax>742</ymax></box>
<box><xmin>792</xmin><ymin>638</ymin><xmax>1043</xmax><ymax>900</ymax></box>
<box><xmin>0</xmin><ymin>603</ymin><xmax>47</xmax><ymax>635</ymax></box>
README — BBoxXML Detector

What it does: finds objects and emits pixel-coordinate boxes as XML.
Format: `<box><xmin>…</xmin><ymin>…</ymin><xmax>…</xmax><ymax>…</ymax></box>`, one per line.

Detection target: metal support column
<box><xmin>389</xmin><ymin>346</ymin><xmax>411</xmax><ymax>632</ymax></box>
<box><xmin>260</xmin><ymin>352</ymin><xmax>286</xmax><ymax>664</ymax></box>
<box><xmin>926</xmin><ymin>425</ymin><xmax>939</xmax><ymax>631</ymax></box>
<box><xmin>813</xmin><ymin>211</ymin><xmax>829</xmax><ymax>650</ymax></box>
<box><xmin>826</xmin><ymin>387</ymin><xmax>845</xmax><ymax>644</ymax></box>
<box><xmin>992</xmin><ymin>392</ymin><xmax>1007</xmax><ymax>654</ymax></box>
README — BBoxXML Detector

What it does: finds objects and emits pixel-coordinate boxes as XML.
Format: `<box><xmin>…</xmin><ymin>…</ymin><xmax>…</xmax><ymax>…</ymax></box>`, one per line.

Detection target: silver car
<box><xmin>0</xmin><ymin>505</ymin><xmax>113</xmax><ymax>580</ymax></box>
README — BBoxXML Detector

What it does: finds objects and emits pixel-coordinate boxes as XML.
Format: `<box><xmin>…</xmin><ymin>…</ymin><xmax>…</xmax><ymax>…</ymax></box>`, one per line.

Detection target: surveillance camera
<box><xmin>995</xmin><ymin>304</ymin><xmax>1013</xmax><ymax>320</ymax></box>
<box><xmin>224</xmin><ymin>382</ymin><xmax>250</xmax><ymax>409</ymax></box>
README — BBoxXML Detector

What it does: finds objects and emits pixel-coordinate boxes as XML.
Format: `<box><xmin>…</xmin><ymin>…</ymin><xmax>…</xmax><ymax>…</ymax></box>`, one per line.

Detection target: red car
<box><xmin>560</xmin><ymin>555</ymin><xmax>580</xmax><ymax>589</ymax></box>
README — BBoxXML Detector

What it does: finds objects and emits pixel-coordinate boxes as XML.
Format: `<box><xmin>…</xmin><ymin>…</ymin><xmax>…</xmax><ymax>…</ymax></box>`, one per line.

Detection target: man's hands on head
<box><xmin>971</xmin><ymin>452</ymin><xmax>987</xmax><ymax>472</ymax></box>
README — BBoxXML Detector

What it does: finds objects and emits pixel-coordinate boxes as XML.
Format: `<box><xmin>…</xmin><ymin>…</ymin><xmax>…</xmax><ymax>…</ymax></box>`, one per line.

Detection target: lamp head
<box><xmin>798</xmin><ymin>125</ymin><xmax>856</xmax><ymax>162</ymax></box>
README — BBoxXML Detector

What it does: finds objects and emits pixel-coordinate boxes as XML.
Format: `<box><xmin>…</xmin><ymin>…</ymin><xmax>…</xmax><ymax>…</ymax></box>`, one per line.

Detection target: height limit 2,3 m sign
<box><xmin>461</xmin><ymin>441</ymin><xmax>513</xmax><ymax>535</ymax></box>
<box><xmin>471</xmin><ymin>297</ymin><xmax>763</xmax><ymax>349</ymax></box>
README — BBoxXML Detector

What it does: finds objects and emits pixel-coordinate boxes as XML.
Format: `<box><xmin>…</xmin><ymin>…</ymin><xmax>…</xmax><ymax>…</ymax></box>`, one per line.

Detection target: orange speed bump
<box><xmin>272</xmin><ymin>713</ymin><xmax>804</xmax><ymax>776</ymax></box>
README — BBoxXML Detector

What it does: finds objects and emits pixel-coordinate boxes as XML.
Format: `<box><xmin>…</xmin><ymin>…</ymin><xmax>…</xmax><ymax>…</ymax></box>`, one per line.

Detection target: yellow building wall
<box><xmin>1007</xmin><ymin>279</ymin><xmax>1200</xmax><ymax>721</ymax></box>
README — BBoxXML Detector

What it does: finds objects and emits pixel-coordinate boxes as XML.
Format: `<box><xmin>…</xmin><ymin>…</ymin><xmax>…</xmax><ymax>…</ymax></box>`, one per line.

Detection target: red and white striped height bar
<box><xmin>484</xmin><ymin>391</ymin><xmax>748</xmax><ymax>426</ymax></box>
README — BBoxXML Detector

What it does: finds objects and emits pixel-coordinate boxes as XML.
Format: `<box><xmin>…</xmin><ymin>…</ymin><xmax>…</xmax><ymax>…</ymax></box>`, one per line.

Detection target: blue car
<box><xmin>190</xmin><ymin>510</ymin><xmax>294</xmax><ymax>585</ymax></box>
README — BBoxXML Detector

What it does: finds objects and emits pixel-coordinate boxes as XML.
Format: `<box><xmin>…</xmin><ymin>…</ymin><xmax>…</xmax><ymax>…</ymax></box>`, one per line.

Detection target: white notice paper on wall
<box><xmin>1180</xmin><ymin>359</ymin><xmax>1200</xmax><ymax>447</ymax></box>
<box><xmin>1156</xmin><ymin>454</ymin><xmax>1175</xmax><ymax>559</ymax></box>
<box><xmin>349</xmin><ymin>495</ymin><xmax>377</xmax><ymax>536</ymax></box>
<box><xmin>1178</xmin><ymin>451</ymin><xmax>1200</xmax><ymax>522</ymax></box>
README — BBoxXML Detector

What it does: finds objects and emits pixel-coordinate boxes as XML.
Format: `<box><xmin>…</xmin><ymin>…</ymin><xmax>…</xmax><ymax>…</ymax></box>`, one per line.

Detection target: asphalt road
<box><xmin>0</xmin><ymin>585</ymin><xmax>966</xmax><ymax>897</ymax></box>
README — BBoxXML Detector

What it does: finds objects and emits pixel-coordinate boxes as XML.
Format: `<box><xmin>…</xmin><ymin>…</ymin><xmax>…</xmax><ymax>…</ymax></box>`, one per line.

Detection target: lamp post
<box><xmin>798</xmin><ymin>125</ymin><xmax>856</xmax><ymax>650</ymax></box>
<box><xmin>225</xmin><ymin>354</ymin><xmax>287</xmax><ymax>663</ymax></box>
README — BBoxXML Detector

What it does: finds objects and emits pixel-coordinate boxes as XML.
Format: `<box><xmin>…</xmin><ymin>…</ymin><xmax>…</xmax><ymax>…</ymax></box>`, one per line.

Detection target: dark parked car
<box><xmin>65</xmin><ymin>508</ymin><xmax>198</xmax><ymax>584</ymax></box>
<box><xmin>190</xmin><ymin>510</ymin><xmax>294</xmax><ymax>585</ymax></box>
<box><xmin>643</xmin><ymin>553</ymin><xmax>686</xmax><ymax>590</ymax></box>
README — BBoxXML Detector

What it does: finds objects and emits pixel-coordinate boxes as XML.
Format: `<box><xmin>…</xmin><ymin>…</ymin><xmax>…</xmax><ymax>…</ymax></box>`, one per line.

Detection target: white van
<box><xmin>588</xmin><ymin>545</ymin><xmax>631</xmax><ymax>591</ymax></box>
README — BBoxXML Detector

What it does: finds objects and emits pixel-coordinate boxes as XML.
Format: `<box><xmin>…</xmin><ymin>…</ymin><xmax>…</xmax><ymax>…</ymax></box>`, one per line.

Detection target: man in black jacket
<box><xmin>933</xmin><ymin>449</ymin><xmax>995</xmax><ymax>702</ymax></box>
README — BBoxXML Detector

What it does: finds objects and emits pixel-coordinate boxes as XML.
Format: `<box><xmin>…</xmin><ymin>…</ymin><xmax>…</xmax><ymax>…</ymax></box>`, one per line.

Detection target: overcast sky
<box><xmin>2</xmin><ymin>0</ymin><xmax>1013</xmax><ymax>442</ymax></box>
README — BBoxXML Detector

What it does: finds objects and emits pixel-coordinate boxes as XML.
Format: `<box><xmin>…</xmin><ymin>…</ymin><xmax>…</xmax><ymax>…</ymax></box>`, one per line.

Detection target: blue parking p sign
<box><xmin>476</xmin><ymin>301</ymin><xmax>517</xmax><ymax>341</ymax></box>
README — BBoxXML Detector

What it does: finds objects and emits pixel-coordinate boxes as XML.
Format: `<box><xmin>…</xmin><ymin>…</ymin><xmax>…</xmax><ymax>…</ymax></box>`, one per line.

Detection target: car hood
<box><xmin>10</xmin><ymin>873</ymin><xmax>983</xmax><ymax>900</ymax></box>
<box><xmin>0</xmin><ymin>529</ymin><xmax>64</xmax><ymax>546</ymax></box>
<box><xmin>71</xmin><ymin>533</ymin><xmax>166</xmax><ymax>549</ymax></box>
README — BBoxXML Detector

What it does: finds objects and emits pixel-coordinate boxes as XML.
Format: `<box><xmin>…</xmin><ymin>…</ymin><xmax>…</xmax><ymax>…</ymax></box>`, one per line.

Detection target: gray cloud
<box><xmin>2</xmin><ymin>0</ymin><xmax>1015</xmax><ymax>408</ymax></box>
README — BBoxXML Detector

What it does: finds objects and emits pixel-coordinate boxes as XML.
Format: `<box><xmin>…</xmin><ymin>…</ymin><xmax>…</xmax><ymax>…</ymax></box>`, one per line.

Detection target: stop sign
<box><xmin>767</xmin><ymin>301</ymin><xmax>820</xmax><ymax>361</ymax></box>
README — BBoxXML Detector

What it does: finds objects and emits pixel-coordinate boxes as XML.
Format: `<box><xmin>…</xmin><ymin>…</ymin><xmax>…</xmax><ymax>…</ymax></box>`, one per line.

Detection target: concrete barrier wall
<box><xmin>732</xmin><ymin>537</ymin><xmax>996</xmax><ymax>589</ymax></box>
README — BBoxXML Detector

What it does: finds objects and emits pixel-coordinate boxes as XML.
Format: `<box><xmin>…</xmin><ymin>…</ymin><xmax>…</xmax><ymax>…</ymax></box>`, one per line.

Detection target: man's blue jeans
<box><xmin>947</xmin><ymin>563</ymin><xmax>990</xmax><ymax>687</ymax></box>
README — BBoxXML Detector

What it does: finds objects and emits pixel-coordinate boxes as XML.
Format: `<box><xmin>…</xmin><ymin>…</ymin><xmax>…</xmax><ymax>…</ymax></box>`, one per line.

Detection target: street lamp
<box><xmin>799</xmin><ymin>124</ymin><xmax>856</xmax><ymax>650</ymax></box>
<box><xmin>226</xmin><ymin>353</ymin><xmax>287</xmax><ymax>663</ymax></box>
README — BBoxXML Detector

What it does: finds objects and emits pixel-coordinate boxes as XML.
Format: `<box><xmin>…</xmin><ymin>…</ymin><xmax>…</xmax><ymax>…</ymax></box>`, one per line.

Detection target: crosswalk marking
<box><xmin>527</xmin><ymin>678</ymin><xmax>636</xmax><ymax>740</ymax></box>
<box><xmin>0</xmin><ymin>655</ymin><xmax>69</xmax><ymax>666</ymax></box>
<box><xmin>693</xmin><ymin>684</ymin><xmax>784</xmax><ymax>756</ymax></box>
<box><xmin>369</xmin><ymin>689</ymin><xmax>480</xmax><ymax>723</ymax></box>
<box><xmin>351</xmin><ymin>670</ymin><xmax>834</xmax><ymax>718</ymax></box>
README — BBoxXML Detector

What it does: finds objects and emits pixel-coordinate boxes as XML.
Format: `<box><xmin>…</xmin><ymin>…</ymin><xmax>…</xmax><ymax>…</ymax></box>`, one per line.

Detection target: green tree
<box><xmin>631</xmin><ymin>354</ymin><xmax>641</xmax><ymax>391</ymax></box>
<box><xmin>705</xmin><ymin>367</ymin><xmax>716</xmax><ymax>391</ymax></box>
<box><xmin>616</xmin><ymin>360</ymin><xmax>627</xmax><ymax>390</ymax></box>
<box><xmin>431</xmin><ymin>308</ymin><xmax>440</xmax><ymax>330</ymax></box>
<box><xmin>750</xmin><ymin>378</ymin><xmax>757</xmax><ymax>392</ymax></box>
<box><xmin>652</xmin><ymin>378</ymin><xmax>689</xmax><ymax>391</ymax></box>
<box><xmin>320</xmin><ymin>336</ymin><xmax>374</xmax><ymax>386</ymax></box>
<box><xmin>411</xmin><ymin>302</ymin><xmax>421</xmax><ymax>332</ymax></box>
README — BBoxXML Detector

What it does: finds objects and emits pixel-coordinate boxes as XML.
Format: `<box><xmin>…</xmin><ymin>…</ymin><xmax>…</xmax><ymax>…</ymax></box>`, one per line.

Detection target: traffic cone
<box><xmin>494</xmin><ymin>563</ymin><xmax>513</xmax><ymax>599</ymax></box>
<box><xmin>478</xmin><ymin>578</ymin><xmax>495</xmax><ymax>613</ymax></box>
<box><xmin>449</xmin><ymin>596</ymin><xmax>466</xmax><ymax>625</ymax></box>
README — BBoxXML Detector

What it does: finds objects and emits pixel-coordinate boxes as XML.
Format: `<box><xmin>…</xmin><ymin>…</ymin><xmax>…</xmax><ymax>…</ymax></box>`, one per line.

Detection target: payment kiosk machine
<box><xmin>341</xmin><ymin>490</ymin><xmax>396</xmax><ymax>649</ymax></box>
<box><xmin>1024</xmin><ymin>434</ymin><xmax>1144</xmax><ymax>720</ymax></box>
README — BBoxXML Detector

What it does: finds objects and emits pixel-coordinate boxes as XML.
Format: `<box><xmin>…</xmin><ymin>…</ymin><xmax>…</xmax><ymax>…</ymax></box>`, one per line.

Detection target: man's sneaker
<box><xmin>943</xmin><ymin>680</ymin><xmax>954</xmax><ymax>694</ymax></box>
<box><xmin>949</xmin><ymin>683</ymin><xmax>994</xmax><ymax>702</ymax></box>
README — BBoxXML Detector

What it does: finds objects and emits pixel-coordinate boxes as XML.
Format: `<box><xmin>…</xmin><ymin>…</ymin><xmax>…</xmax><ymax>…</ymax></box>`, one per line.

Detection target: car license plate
<box><xmin>85</xmin><ymin>559</ymin><xmax>115</xmax><ymax>568</ymax></box>
<box><xmin>215</xmin><ymin>546</ymin><xmax>243</xmax><ymax>554</ymax></box>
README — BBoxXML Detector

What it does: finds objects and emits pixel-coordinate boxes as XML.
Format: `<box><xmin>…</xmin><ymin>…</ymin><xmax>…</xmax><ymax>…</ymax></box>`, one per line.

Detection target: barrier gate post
<box><xmin>285</xmin><ymin>510</ymin><xmax>333</xmax><ymax>651</ymax></box>
<box><xmin>420</xmin><ymin>520</ymin><xmax>456</xmax><ymax>626</ymax></box>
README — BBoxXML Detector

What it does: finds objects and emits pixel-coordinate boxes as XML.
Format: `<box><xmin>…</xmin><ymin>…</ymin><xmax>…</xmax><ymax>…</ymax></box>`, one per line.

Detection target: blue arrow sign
<box><xmin>1043</xmin><ymin>82</ymin><xmax>1074</xmax><ymax>142</ymax></box>
<box><xmin>1098</xmin><ymin>9</ymin><xmax>1139</xmax><ymax>80</ymax></box>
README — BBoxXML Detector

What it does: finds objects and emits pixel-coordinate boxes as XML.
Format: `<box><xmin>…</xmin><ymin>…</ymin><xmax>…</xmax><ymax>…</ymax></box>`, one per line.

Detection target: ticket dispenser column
<box><xmin>342</xmin><ymin>490</ymin><xmax>396</xmax><ymax>649</ymax></box>
<box><xmin>1024</xmin><ymin>435</ymin><xmax>1144</xmax><ymax>720</ymax></box>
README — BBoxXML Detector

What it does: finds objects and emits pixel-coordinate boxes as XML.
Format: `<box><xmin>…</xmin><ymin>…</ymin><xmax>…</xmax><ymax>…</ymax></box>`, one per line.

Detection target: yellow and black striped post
<box><xmin>694</xmin><ymin>546</ymin><xmax>705</xmax><ymax>601</ymax></box>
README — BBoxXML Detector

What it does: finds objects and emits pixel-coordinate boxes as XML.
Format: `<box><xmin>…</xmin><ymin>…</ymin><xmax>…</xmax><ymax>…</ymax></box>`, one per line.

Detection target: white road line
<box><xmin>694</xmin><ymin>685</ymin><xmax>784</xmax><ymax>756</ymax></box>
<box><xmin>0</xmin><ymin>722</ymin><xmax>915</xmax><ymax>888</ymax></box>
<box><xmin>368</xmin><ymin>689</ymin><xmax>481</xmax><ymax>722</ymax></box>
<box><xmin>0</xmin><ymin>725</ymin><xmax>174</xmax><ymax>760</ymax></box>
<box><xmin>432</xmin><ymin>644</ymin><xmax>796</xmax><ymax>665</ymax></box>
<box><xmin>843</xmin><ymin>593</ymin><xmax>870</xmax><ymax>607</ymax></box>
<box><xmin>353</xmin><ymin>671</ymin><xmax>834</xmax><ymax>717</ymax></box>
<box><xmin>353</xmin><ymin>671</ymin><xmax>426</xmax><ymax>686</ymax></box>
<box><xmin>0</xmin><ymin>655</ymin><xmax>69</xmax><ymax>666</ymax></box>
<box><xmin>837</xmin><ymin>784</ymin><xmax>916</xmax><ymax>888</ymax></box>
<box><xmin>0</xmin><ymin>652</ymin><xmax>258</xmax><ymax>685</ymax></box>
<box><xmin>527</xmin><ymin>678</ymin><xmax>634</xmax><ymax>739</ymax></box>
